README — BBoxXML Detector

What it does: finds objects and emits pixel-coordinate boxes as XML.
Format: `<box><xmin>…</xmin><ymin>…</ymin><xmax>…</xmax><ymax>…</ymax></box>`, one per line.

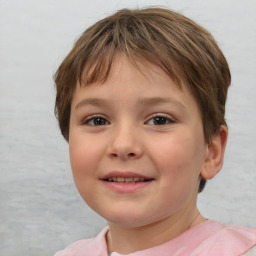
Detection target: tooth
<box><xmin>106</xmin><ymin>177</ymin><xmax>149</xmax><ymax>183</ymax></box>
<box><xmin>124</xmin><ymin>177</ymin><xmax>133</xmax><ymax>183</ymax></box>
<box><xmin>117</xmin><ymin>177</ymin><xmax>125</xmax><ymax>182</ymax></box>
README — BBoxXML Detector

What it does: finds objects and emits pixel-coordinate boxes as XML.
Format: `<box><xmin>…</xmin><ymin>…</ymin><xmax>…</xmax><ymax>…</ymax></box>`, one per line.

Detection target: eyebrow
<box><xmin>75</xmin><ymin>97</ymin><xmax>186</xmax><ymax>110</ymax></box>
<box><xmin>74</xmin><ymin>98</ymin><xmax>109</xmax><ymax>110</ymax></box>
<box><xmin>137</xmin><ymin>97</ymin><xmax>185</xmax><ymax>109</ymax></box>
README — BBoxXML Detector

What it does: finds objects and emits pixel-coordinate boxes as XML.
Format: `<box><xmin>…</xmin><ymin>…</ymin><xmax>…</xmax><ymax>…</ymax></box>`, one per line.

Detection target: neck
<box><xmin>106</xmin><ymin>208</ymin><xmax>206</xmax><ymax>255</ymax></box>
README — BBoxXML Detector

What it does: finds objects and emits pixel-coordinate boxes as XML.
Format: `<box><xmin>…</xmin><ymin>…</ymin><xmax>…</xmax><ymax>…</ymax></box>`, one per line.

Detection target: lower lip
<box><xmin>101</xmin><ymin>180</ymin><xmax>153</xmax><ymax>193</ymax></box>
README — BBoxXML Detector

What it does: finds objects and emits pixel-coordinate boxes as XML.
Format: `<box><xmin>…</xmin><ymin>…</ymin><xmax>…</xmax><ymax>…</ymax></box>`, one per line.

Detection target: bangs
<box><xmin>55</xmin><ymin>7</ymin><xmax>230</xmax><ymax>144</ymax></box>
<box><xmin>73</xmin><ymin>9</ymin><xmax>184</xmax><ymax>87</ymax></box>
<box><xmin>79</xmin><ymin>48</ymin><xmax>183</xmax><ymax>89</ymax></box>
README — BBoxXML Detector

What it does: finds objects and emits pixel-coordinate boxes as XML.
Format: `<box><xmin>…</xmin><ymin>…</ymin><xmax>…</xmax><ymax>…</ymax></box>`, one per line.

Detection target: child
<box><xmin>54</xmin><ymin>7</ymin><xmax>256</xmax><ymax>255</ymax></box>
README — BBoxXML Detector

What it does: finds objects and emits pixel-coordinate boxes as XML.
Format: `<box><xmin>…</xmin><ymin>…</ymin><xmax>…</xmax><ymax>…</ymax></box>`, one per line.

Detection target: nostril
<box><xmin>111</xmin><ymin>153</ymin><xmax>118</xmax><ymax>158</ymax></box>
<box><xmin>110</xmin><ymin>152</ymin><xmax>136</xmax><ymax>159</ymax></box>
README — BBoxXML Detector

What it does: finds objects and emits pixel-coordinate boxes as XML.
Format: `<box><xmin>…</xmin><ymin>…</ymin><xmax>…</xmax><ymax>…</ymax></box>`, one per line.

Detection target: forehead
<box><xmin>72</xmin><ymin>54</ymin><xmax>198</xmax><ymax>112</ymax></box>
<box><xmin>80</xmin><ymin>53</ymin><xmax>185</xmax><ymax>91</ymax></box>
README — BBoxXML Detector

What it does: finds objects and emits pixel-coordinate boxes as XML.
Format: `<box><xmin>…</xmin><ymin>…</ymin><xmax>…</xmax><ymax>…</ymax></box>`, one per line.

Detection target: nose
<box><xmin>107</xmin><ymin>124</ymin><xmax>143</xmax><ymax>160</ymax></box>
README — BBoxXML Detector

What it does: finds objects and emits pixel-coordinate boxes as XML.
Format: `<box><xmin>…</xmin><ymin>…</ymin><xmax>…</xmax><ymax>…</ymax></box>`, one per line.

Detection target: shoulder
<box><xmin>217</xmin><ymin>222</ymin><xmax>256</xmax><ymax>243</ymax></box>
<box><xmin>54</xmin><ymin>227</ymin><xmax>109</xmax><ymax>256</ymax></box>
<box><xmin>54</xmin><ymin>239</ymin><xmax>95</xmax><ymax>256</ymax></box>
<box><xmin>200</xmin><ymin>221</ymin><xmax>256</xmax><ymax>255</ymax></box>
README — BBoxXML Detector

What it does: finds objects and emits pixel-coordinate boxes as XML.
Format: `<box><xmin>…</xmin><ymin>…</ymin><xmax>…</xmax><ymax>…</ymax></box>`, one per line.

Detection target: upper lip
<box><xmin>100</xmin><ymin>171</ymin><xmax>154</xmax><ymax>181</ymax></box>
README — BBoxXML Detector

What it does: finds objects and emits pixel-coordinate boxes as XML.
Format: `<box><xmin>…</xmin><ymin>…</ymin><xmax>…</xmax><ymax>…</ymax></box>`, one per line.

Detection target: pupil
<box><xmin>153</xmin><ymin>117</ymin><xmax>166</xmax><ymax>125</ymax></box>
<box><xmin>94</xmin><ymin>118</ymin><xmax>105</xmax><ymax>126</ymax></box>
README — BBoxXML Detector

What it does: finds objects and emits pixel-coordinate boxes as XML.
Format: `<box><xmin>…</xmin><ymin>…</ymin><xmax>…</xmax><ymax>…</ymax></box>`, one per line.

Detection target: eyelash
<box><xmin>146</xmin><ymin>114</ymin><xmax>175</xmax><ymax>126</ymax></box>
<box><xmin>82</xmin><ymin>115</ymin><xmax>110</xmax><ymax>126</ymax></box>
<box><xmin>82</xmin><ymin>113</ymin><xmax>175</xmax><ymax>127</ymax></box>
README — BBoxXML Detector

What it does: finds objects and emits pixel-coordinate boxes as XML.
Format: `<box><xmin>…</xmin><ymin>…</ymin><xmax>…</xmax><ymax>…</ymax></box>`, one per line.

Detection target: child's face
<box><xmin>69</xmin><ymin>54</ymin><xmax>209</xmax><ymax>228</ymax></box>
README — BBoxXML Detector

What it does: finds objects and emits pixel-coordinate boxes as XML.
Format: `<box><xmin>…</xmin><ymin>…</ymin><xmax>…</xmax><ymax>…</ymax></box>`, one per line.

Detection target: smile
<box><xmin>100</xmin><ymin>171</ymin><xmax>154</xmax><ymax>192</ymax></box>
<box><xmin>105</xmin><ymin>177</ymin><xmax>151</xmax><ymax>183</ymax></box>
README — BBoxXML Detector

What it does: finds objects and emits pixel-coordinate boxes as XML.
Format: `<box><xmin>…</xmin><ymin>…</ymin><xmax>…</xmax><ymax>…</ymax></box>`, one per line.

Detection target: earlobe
<box><xmin>200</xmin><ymin>125</ymin><xmax>228</xmax><ymax>180</ymax></box>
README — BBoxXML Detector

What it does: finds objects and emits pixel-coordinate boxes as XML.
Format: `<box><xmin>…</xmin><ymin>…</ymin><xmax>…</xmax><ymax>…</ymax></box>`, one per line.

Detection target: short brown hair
<box><xmin>54</xmin><ymin>7</ymin><xmax>231</xmax><ymax>191</ymax></box>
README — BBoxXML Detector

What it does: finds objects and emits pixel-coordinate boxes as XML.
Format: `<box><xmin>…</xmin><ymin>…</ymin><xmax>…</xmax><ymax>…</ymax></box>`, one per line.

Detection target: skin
<box><xmin>69</xmin><ymin>54</ymin><xmax>228</xmax><ymax>254</ymax></box>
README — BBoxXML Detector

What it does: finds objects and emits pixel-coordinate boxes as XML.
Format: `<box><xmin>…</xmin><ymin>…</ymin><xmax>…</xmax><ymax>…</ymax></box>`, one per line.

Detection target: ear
<box><xmin>200</xmin><ymin>125</ymin><xmax>228</xmax><ymax>180</ymax></box>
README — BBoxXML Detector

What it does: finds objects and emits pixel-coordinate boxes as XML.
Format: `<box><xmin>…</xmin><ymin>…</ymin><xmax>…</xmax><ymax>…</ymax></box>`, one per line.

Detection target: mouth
<box><xmin>100</xmin><ymin>171</ymin><xmax>154</xmax><ymax>192</ymax></box>
<box><xmin>104</xmin><ymin>177</ymin><xmax>153</xmax><ymax>183</ymax></box>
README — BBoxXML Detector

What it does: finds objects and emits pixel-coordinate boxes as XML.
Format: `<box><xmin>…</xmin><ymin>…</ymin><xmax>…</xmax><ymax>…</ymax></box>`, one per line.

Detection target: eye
<box><xmin>83</xmin><ymin>116</ymin><xmax>110</xmax><ymax>126</ymax></box>
<box><xmin>146</xmin><ymin>114</ymin><xmax>174</xmax><ymax>126</ymax></box>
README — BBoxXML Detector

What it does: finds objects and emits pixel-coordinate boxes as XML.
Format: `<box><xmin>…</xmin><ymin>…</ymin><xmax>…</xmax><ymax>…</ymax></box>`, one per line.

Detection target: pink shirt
<box><xmin>54</xmin><ymin>220</ymin><xmax>256</xmax><ymax>256</ymax></box>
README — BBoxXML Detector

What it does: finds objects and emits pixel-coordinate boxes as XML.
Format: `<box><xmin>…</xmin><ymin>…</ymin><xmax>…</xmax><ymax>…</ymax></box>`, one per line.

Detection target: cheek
<box><xmin>69</xmin><ymin>133</ymin><xmax>102</xmax><ymax>179</ymax></box>
<box><xmin>149</xmin><ymin>132</ymin><xmax>205</xmax><ymax>178</ymax></box>
<box><xmin>149</xmin><ymin>135</ymin><xmax>205</xmax><ymax>211</ymax></box>
<box><xmin>69</xmin><ymin>135</ymin><xmax>103</xmax><ymax>205</ymax></box>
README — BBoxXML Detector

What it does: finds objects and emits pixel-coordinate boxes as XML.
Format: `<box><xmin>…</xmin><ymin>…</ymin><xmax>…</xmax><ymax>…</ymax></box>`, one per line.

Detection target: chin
<box><xmin>108</xmin><ymin>218</ymin><xmax>147</xmax><ymax>228</ymax></box>
<box><xmin>102</xmin><ymin>208</ymin><xmax>150</xmax><ymax>228</ymax></box>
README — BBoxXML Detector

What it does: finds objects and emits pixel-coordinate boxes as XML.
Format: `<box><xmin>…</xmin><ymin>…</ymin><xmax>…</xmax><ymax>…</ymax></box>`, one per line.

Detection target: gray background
<box><xmin>0</xmin><ymin>0</ymin><xmax>255</xmax><ymax>255</ymax></box>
